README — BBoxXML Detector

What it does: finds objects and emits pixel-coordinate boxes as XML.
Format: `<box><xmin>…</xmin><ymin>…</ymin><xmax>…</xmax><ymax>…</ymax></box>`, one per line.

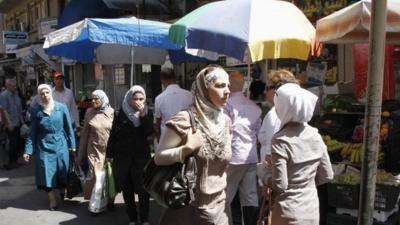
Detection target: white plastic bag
<box><xmin>88</xmin><ymin>168</ymin><xmax>108</xmax><ymax>213</ymax></box>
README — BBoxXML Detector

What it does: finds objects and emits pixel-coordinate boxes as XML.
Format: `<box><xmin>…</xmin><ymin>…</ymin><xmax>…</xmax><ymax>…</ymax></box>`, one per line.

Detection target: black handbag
<box><xmin>66</xmin><ymin>158</ymin><xmax>84</xmax><ymax>199</ymax></box>
<box><xmin>143</xmin><ymin>110</ymin><xmax>197</xmax><ymax>208</ymax></box>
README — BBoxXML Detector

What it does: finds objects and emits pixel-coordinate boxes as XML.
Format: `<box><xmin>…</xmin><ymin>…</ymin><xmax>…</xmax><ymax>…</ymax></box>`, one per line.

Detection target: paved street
<box><xmin>0</xmin><ymin>160</ymin><xmax>163</xmax><ymax>225</ymax></box>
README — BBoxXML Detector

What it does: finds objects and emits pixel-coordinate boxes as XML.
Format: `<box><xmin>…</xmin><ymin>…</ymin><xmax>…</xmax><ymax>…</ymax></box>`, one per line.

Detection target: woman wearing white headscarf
<box><xmin>76</xmin><ymin>90</ymin><xmax>114</xmax><ymax>207</ymax></box>
<box><xmin>155</xmin><ymin>65</ymin><xmax>232</xmax><ymax>225</ymax></box>
<box><xmin>23</xmin><ymin>84</ymin><xmax>76</xmax><ymax>211</ymax></box>
<box><xmin>270</xmin><ymin>72</ymin><xmax>334</xmax><ymax>225</ymax></box>
<box><xmin>106</xmin><ymin>85</ymin><xmax>153</xmax><ymax>225</ymax></box>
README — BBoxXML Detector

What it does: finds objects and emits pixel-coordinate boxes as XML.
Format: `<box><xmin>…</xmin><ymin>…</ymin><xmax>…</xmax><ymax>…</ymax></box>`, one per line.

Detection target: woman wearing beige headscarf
<box><xmin>270</xmin><ymin>77</ymin><xmax>334</xmax><ymax>225</ymax></box>
<box><xmin>76</xmin><ymin>90</ymin><xmax>114</xmax><ymax>213</ymax></box>
<box><xmin>155</xmin><ymin>65</ymin><xmax>232</xmax><ymax>225</ymax></box>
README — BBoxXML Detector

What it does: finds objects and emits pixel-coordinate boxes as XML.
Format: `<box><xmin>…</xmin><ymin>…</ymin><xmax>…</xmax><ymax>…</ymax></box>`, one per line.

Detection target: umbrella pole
<box><xmin>357</xmin><ymin>1</ymin><xmax>387</xmax><ymax>225</ymax></box>
<box><xmin>130</xmin><ymin>47</ymin><xmax>135</xmax><ymax>86</ymax></box>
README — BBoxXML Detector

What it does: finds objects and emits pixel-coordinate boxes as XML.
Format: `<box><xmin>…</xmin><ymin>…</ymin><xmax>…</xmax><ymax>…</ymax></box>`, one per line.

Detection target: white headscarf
<box><xmin>92</xmin><ymin>90</ymin><xmax>109</xmax><ymax>113</ymax></box>
<box><xmin>37</xmin><ymin>84</ymin><xmax>55</xmax><ymax>115</ymax></box>
<box><xmin>274</xmin><ymin>83</ymin><xmax>318</xmax><ymax>128</ymax></box>
<box><xmin>122</xmin><ymin>85</ymin><xmax>147</xmax><ymax>127</ymax></box>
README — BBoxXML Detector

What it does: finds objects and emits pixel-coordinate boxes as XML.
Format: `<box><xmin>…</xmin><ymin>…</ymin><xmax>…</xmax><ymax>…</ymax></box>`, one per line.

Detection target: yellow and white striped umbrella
<box><xmin>316</xmin><ymin>0</ymin><xmax>400</xmax><ymax>44</ymax></box>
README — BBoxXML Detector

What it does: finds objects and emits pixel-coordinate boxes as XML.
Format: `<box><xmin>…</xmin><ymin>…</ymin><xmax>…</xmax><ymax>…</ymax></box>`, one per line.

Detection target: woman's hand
<box><xmin>181</xmin><ymin>130</ymin><xmax>203</xmax><ymax>159</ymax></box>
<box><xmin>265</xmin><ymin>154</ymin><xmax>272</xmax><ymax>170</ymax></box>
<box><xmin>105</xmin><ymin>158</ymin><xmax>113</xmax><ymax>163</ymax></box>
<box><xmin>133</xmin><ymin>102</ymin><xmax>146</xmax><ymax>117</ymax></box>
<box><xmin>23</xmin><ymin>153</ymin><xmax>30</xmax><ymax>162</ymax></box>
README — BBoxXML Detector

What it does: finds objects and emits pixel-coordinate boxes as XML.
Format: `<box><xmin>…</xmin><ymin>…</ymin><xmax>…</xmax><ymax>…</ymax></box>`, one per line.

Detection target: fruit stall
<box><xmin>310</xmin><ymin>96</ymin><xmax>400</xmax><ymax>225</ymax></box>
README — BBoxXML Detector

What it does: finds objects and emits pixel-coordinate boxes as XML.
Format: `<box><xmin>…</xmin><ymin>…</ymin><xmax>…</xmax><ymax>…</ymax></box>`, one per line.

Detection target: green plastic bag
<box><xmin>105</xmin><ymin>162</ymin><xmax>116</xmax><ymax>199</ymax></box>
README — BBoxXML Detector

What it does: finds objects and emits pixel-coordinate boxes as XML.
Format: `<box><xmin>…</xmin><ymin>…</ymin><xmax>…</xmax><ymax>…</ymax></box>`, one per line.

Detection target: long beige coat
<box><xmin>271</xmin><ymin>122</ymin><xmax>333</xmax><ymax>225</ymax></box>
<box><xmin>78</xmin><ymin>107</ymin><xmax>114</xmax><ymax>199</ymax></box>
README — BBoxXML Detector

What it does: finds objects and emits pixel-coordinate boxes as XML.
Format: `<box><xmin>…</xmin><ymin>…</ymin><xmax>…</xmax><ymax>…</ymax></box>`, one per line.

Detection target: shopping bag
<box><xmin>66</xmin><ymin>162</ymin><xmax>85</xmax><ymax>199</ymax></box>
<box><xmin>88</xmin><ymin>168</ymin><xmax>108</xmax><ymax>213</ymax></box>
<box><xmin>105</xmin><ymin>162</ymin><xmax>116</xmax><ymax>199</ymax></box>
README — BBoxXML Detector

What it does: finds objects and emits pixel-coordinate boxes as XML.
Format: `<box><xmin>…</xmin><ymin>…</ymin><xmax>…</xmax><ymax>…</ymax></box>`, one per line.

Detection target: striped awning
<box><xmin>316</xmin><ymin>0</ymin><xmax>400</xmax><ymax>44</ymax></box>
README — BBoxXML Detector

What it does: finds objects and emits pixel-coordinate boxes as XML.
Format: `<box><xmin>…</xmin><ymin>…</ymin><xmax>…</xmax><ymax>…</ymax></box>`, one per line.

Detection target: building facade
<box><xmin>0</xmin><ymin>0</ymin><xmax>69</xmax><ymax>94</ymax></box>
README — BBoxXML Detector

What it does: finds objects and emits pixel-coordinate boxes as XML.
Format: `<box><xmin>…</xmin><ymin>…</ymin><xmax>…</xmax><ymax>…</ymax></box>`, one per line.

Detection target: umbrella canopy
<box><xmin>168</xmin><ymin>0</ymin><xmax>317</xmax><ymax>62</ymax></box>
<box><xmin>44</xmin><ymin>17</ymin><xmax>181</xmax><ymax>65</ymax></box>
<box><xmin>316</xmin><ymin>0</ymin><xmax>400</xmax><ymax>44</ymax></box>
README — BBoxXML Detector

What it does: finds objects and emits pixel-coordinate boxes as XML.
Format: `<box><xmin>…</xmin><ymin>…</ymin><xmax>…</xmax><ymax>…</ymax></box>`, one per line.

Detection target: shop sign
<box><xmin>2</xmin><ymin>31</ymin><xmax>28</xmax><ymax>45</ymax></box>
<box><xmin>5</xmin><ymin>44</ymin><xmax>17</xmax><ymax>54</ymax></box>
<box><xmin>306</xmin><ymin>62</ymin><xmax>327</xmax><ymax>86</ymax></box>
<box><xmin>38</xmin><ymin>17</ymin><xmax>58</xmax><ymax>39</ymax></box>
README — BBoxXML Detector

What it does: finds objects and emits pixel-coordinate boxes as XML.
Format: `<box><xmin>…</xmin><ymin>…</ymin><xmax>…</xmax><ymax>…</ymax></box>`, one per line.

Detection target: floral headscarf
<box><xmin>92</xmin><ymin>90</ymin><xmax>109</xmax><ymax>113</ymax></box>
<box><xmin>37</xmin><ymin>84</ymin><xmax>54</xmax><ymax>115</ymax></box>
<box><xmin>122</xmin><ymin>85</ymin><xmax>147</xmax><ymax>127</ymax></box>
<box><xmin>191</xmin><ymin>65</ymin><xmax>229</xmax><ymax>136</ymax></box>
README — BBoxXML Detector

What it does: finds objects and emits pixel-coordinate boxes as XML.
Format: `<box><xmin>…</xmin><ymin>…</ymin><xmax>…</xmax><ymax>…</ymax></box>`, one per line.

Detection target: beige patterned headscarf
<box><xmin>191</xmin><ymin>65</ymin><xmax>229</xmax><ymax>137</ymax></box>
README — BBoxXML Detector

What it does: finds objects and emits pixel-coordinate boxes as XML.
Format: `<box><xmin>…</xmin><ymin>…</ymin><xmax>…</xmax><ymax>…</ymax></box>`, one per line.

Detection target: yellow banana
<box><xmin>350</xmin><ymin>150</ymin><xmax>356</xmax><ymax>163</ymax></box>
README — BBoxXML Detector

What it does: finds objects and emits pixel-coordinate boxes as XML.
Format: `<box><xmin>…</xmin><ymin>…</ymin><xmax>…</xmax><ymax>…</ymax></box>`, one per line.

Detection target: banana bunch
<box><xmin>322</xmin><ymin>135</ymin><xmax>345</xmax><ymax>151</ymax></box>
<box><xmin>350</xmin><ymin>146</ymin><xmax>363</xmax><ymax>164</ymax></box>
<box><xmin>341</xmin><ymin>143</ymin><xmax>384</xmax><ymax>164</ymax></box>
<box><xmin>341</xmin><ymin>143</ymin><xmax>363</xmax><ymax>163</ymax></box>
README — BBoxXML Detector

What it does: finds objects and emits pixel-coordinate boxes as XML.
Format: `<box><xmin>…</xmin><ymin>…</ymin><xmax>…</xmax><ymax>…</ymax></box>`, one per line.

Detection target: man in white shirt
<box><xmin>52</xmin><ymin>71</ymin><xmax>80</xmax><ymax>128</ymax></box>
<box><xmin>154</xmin><ymin>67</ymin><xmax>193</xmax><ymax>140</ymax></box>
<box><xmin>224</xmin><ymin>71</ymin><xmax>261</xmax><ymax>225</ymax></box>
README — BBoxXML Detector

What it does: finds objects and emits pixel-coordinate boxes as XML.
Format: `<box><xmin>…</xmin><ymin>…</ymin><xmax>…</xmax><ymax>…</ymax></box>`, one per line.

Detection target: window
<box><xmin>114</xmin><ymin>65</ymin><xmax>125</xmax><ymax>85</ymax></box>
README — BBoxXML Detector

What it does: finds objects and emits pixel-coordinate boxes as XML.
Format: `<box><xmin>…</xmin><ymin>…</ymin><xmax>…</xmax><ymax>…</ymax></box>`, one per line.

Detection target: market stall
<box><xmin>315</xmin><ymin>1</ymin><xmax>400</xmax><ymax>224</ymax></box>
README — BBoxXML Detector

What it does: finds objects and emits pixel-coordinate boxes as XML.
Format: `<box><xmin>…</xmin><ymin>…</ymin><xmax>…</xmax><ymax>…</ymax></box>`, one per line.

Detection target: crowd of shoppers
<box><xmin>1</xmin><ymin>66</ymin><xmax>334</xmax><ymax>225</ymax></box>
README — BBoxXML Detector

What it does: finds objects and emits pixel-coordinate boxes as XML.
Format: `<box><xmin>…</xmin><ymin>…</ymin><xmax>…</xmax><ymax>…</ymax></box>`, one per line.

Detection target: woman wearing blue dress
<box><xmin>23</xmin><ymin>84</ymin><xmax>76</xmax><ymax>211</ymax></box>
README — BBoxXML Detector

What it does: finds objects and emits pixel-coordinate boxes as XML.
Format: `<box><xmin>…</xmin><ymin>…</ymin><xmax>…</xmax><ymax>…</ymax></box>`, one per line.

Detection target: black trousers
<box><xmin>7</xmin><ymin>127</ymin><xmax>21</xmax><ymax>164</ymax></box>
<box><xmin>122</xmin><ymin>166</ymin><xmax>150</xmax><ymax>223</ymax></box>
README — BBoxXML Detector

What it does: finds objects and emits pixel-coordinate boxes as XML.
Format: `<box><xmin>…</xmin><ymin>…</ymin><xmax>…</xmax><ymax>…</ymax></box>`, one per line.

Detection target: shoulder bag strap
<box><xmin>183</xmin><ymin>110</ymin><xmax>198</xmax><ymax>201</ymax></box>
<box><xmin>187</xmin><ymin>110</ymin><xmax>197</xmax><ymax>133</ymax></box>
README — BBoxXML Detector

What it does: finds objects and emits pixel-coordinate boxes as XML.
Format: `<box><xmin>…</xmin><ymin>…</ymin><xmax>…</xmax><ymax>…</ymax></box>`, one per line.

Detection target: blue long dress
<box><xmin>25</xmin><ymin>102</ymin><xmax>76</xmax><ymax>189</ymax></box>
